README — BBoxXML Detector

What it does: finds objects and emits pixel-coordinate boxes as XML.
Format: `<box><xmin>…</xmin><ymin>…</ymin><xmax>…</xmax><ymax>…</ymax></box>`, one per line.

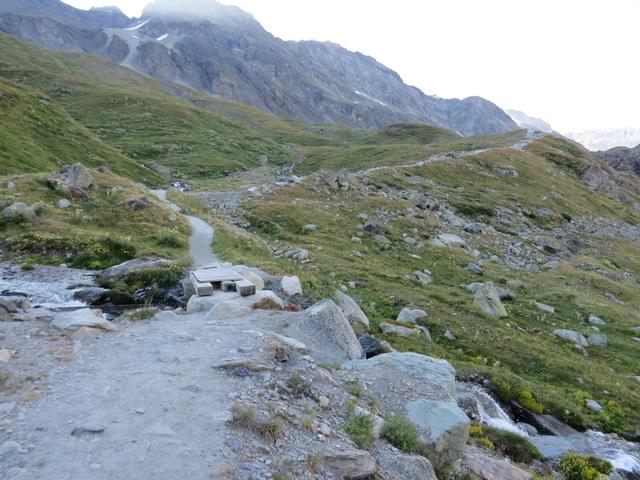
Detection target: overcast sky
<box><xmin>63</xmin><ymin>0</ymin><xmax>639</xmax><ymax>133</ymax></box>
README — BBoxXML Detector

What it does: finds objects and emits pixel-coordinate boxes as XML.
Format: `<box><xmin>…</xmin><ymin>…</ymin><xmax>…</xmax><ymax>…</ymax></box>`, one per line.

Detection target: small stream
<box><xmin>457</xmin><ymin>382</ymin><xmax>640</xmax><ymax>473</ymax></box>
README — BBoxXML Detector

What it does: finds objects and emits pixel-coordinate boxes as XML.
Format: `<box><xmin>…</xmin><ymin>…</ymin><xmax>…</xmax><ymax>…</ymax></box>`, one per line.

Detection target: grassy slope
<box><xmin>0</xmin><ymin>78</ymin><xmax>160</xmax><ymax>183</ymax></box>
<box><xmin>207</xmin><ymin>137</ymin><xmax>640</xmax><ymax>434</ymax></box>
<box><xmin>0</xmin><ymin>168</ymin><xmax>191</xmax><ymax>268</ymax></box>
<box><xmin>0</xmin><ymin>34</ymin><xmax>285</xmax><ymax>182</ymax></box>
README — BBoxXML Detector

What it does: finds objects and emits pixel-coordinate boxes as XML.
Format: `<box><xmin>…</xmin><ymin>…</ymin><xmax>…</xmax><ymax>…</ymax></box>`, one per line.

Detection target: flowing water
<box><xmin>457</xmin><ymin>382</ymin><xmax>640</xmax><ymax>473</ymax></box>
<box><xmin>0</xmin><ymin>262</ymin><xmax>96</xmax><ymax>309</ymax></box>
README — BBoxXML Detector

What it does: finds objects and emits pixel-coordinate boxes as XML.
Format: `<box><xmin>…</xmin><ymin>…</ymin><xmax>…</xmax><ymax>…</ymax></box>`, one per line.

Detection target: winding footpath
<box><xmin>0</xmin><ymin>192</ymin><xmax>254</xmax><ymax>480</ymax></box>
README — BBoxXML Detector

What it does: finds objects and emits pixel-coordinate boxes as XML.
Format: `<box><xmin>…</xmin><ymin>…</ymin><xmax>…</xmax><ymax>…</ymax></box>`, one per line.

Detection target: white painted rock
<box><xmin>281</xmin><ymin>275</ymin><xmax>302</xmax><ymax>296</ymax></box>
<box><xmin>51</xmin><ymin>309</ymin><xmax>115</xmax><ymax>332</ymax></box>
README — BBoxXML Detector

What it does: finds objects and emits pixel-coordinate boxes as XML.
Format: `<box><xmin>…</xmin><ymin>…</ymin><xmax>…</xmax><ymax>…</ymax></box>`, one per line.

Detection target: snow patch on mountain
<box><xmin>566</xmin><ymin>128</ymin><xmax>640</xmax><ymax>151</ymax></box>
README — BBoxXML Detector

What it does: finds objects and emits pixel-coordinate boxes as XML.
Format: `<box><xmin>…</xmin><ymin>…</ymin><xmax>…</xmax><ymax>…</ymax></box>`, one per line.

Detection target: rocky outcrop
<box><xmin>377</xmin><ymin>447</ymin><xmax>437</xmax><ymax>480</ymax></box>
<box><xmin>597</xmin><ymin>143</ymin><xmax>640</xmax><ymax>175</ymax></box>
<box><xmin>343</xmin><ymin>352</ymin><xmax>470</xmax><ymax>469</ymax></box>
<box><xmin>51</xmin><ymin>308</ymin><xmax>116</xmax><ymax>332</ymax></box>
<box><xmin>473</xmin><ymin>282</ymin><xmax>508</xmax><ymax>318</ymax></box>
<box><xmin>459</xmin><ymin>446</ymin><xmax>532</xmax><ymax>480</ymax></box>
<box><xmin>1</xmin><ymin>202</ymin><xmax>37</xmax><ymax>221</ymax></box>
<box><xmin>47</xmin><ymin>163</ymin><xmax>95</xmax><ymax>192</ymax></box>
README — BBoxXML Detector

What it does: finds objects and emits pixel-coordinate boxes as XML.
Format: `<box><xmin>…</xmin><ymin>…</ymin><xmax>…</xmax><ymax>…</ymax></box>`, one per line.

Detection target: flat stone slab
<box><xmin>192</xmin><ymin>268</ymin><xmax>243</xmax><ymax>283</ymax></box>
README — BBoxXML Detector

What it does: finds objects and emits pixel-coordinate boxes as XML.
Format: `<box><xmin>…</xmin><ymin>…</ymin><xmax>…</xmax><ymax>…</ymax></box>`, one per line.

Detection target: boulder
<box><xmin>99</xmin><ymin>257</ymin><xmax>172</xmax><ymax>282</ymax></box>
<box><xmin>281</xmin><ymin>275</ymin><xmax>302</xmax><ymax>296</ymax></box>
<box><xmin>414</xmin><ymin>271</ymin><xmax>433</xmax><ymax>286</ymax></box>
<box><xmin>464</xmin><ymin>222</ymin><xmax>484</xmax><ymax>234</ymax></box>
<box><xmin>283</xmin><ymin>299</ymin><xmax>363</xmax><ymax>364</ymax></box>
<box><xmin>1</xmin><ymin>202</ymin><xmax>36</xmax><ymax>221</ymax></box>
<box><xmin>206</xmin><ymin>301</ymin><xmax>252</xmax><ymax>321</ymax></box>
<box><xmin>343</xmin><ymin>352</ymin><xmax>470</xmax><ymax>469</ymax></box>
<box><xmin>473</xmin><ymin>282</ymin><xmax>507</xmax><ymax>318</ymax></box>
<box><xmin>377</xmin><ymin>447</ymin><xmax>437</xmax><ymax>480</ymax></box>
<box><xmin>57</xmin><ymin>199</ymin><xmax>71</xmax><ymax>209</ymax></box>
<box><xmin>553</xmin><ymin>329</ymin><xmax>588</xmax><ymax>347</ymax></box>
<box><xmin>468</xmin><ymin>262</ymin><xmax>484</xmax><ymax>274</ymax></box>
<box><xmin>586</xmin><ymin>399</ymin><xmax>602</xmax><ymax>413</ymax></box>
<box><xmin>72</xmin><ymin>287</ymin><xmax>110</xmax><ymax>305</ymax></box>
<box><xmin>588</xmin><ymin>315</ymin><xmax>606</xmax><ymax>326</ymax></box>
<box><xmin>587</xmin><ymin>333</ymin><xmax>608</xmax><ymax>347</ymax></box>
<box><xmin>458</xmin><ymin>446</ymin><xmax>532</xmax><ymax>480</ymax></box>
<box><xmin>51</xmin><ymin>309</ymin><xmax>115</xmax><ymax>332</ymax></box>
<box><xmin>380</xmin><ymin>322</ymin><xmax>421</xmax><ymax>337</ymax></box>
<box><xmin>363</xmin><ymin>217</ymin><xmax>385</xmax><ymax>235</ymax></box>
<box><xmin>317</xmin><ymin>448</ymin><xmax>376</xmax><ymax>479</ymax></box>
<box><xmin>47</xmin><ymin>163</ymin><xmax>94</xmax><ymax>191</ymax></box>
<box><xmin>334</xmin><ymin>290</ymin><xmax>369</xmax><ymax>332</ymax></box>
<box><xmin>125</xmin><ymin>197</ymin><xmax>150</xmax><ymax>211</ymax></box>
<box><xmin>535</xmin><ymin>302</ymin><xmax>555</xmax><ymax>313</ymax></box>
<box><xmin>397</xmin><ymin>307</ymin><xmax>427</xmax><ymax>324</ymax></box>
<box><xmin>357</xmin><ymin>334</ymin><xmax>385</xmax><ymax>358</ymax></box>
<box><xmin>437</xmin><ymin>233</ymin><xmax>465</xmax><ymax>247</ymax></box>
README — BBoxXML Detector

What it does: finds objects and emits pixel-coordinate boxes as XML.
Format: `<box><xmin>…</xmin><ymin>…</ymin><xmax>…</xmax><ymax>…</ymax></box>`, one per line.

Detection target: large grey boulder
<box><xmin>473</xmin><ymin>282</ymin><xmax>507</xmax><ymax>318</ymax></box>
<box><xmin>587</xmin><ymin>333</ymin><xmax>608</xmax><ymax>347</ymax></box>
<box><xmin>283</xmin><ymin>299</ymin><xmax>363</xmax><ymax>364</ymax></box>
<box><xmin>343</xmin><ymin>352</ymin><xmax>469</xmax><ymax>469</ymax></box>
<box><xmin>377</xmin><ymin>447</ymin><xmax>437</xmax><ymax>480</ymax></box>
<box><xmin>458</xmin><ymin>446</ymin><xmax>532</xmax><ymax>480</ymax></box>
<box><xmin>51</xmin><ymin>309</ymin><xmax>115</xmax><ymax>332</ymax></box>
<box><xmin>1</xmin><ymin>202</ymin><xmax>36</xmax><ymax>221</ymax></box>
<box><xmin>99</xmin><ymin>257</ymin><xmax>172</xmax><ymax>282</ymax></box>
<box><xmin>48</xmin><ymin>163</ymin><xmax>94</xmax><ymax>191</ymax></box>
<box><xmin>437</xmin><ymin>233</ymin><xmax>466</xmax><ymax>247</ymax></box>
<box><xmin>553</xmin><ymin>329</ymin><xmax>588</xmax><ymax>347</ymax></box>
<box><xmin>334</xmin><ymin>290</ymin><xmax>369</xmax><ymax>333</ymax></box>
<box><xmin>281</xmin><ymin>275</ymin><xmax>302</xmax><ymax>296</ymax></box>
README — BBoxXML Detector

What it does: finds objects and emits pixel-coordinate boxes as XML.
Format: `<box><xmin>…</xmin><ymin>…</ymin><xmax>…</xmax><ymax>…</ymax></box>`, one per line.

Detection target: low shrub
<box><xmin>154</xmin><ymin>230</ymin><xmax>185</xmax><ymax>248</ymax></box>
<box><xmin>123</xmin><ymin>264</ymin><xmax>182</xmax><ymax>290</ymax></box>
<box><xmin>558</xmin><ymin>452</ymin><xmax>612</xmax><ymax>480</ymax></box>
<box><xmin>346</xmin><ymin>378</ymin><xmax>365</xmax><ymax>398</ymax></box>
<box><xmin>381</xmin><ymin>415</ymin><xmax>422</xmax><ymax>454</ymax></box>
<box><xmin>343</xmin><ymin>414</ymin><xmax>374</xmax><ymax>448</ymax></box>
<box><xmin>230</xmin><ymin>403</ymin><xmax>257</xmax><ymax>429</ymax></box>
<box><xmin>258</xmin><ymin>417</ymin><xmax>284</xmax><ymax>442</ymax></box>
<box><xmin>481</xmin><ymin>425</ymin><xmax>542</xmax><ymax>464</ymax></box>
<box><xmin>287</xmin><ymin>373</ymin><xmax>310</xmax><ymax>398</ymax></box>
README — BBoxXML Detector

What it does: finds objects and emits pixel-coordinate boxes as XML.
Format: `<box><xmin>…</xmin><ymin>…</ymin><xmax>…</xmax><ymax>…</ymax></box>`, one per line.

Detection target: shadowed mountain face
<box><xmin>0</xmin><ymin>0</ymin><xmax>518</xmax><ymax>135</ymax></box>
<box><xmin>598</xmin><ymin>144</ymin><xmax>640</xmax><ymax>175</ymax></box>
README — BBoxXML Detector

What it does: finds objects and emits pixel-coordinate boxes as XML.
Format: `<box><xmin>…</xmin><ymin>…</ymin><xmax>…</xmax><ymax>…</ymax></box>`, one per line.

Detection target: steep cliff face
<box><xmin>0</xmin><ymin>0</ymin><xmax>518</xmax><ymax>135</ymax></box>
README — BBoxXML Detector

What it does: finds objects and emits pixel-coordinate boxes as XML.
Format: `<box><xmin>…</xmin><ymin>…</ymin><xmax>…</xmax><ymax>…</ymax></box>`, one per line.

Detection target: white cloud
<box><xmin>63</xmin><ymin>0</ymin><xmax>640</xmax><ymax>132</ymax></box>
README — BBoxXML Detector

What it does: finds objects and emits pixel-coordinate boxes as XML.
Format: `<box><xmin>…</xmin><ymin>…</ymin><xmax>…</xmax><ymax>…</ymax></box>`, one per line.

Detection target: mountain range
<box><xmin>0</xmin><ymin>0</ymin><xmax>517</xmax><ymax>136</ymax></box>
<box><xmin>565</xmin><ymin>128</ymin><xmax>640</xmax><ymax>152</ymax></box>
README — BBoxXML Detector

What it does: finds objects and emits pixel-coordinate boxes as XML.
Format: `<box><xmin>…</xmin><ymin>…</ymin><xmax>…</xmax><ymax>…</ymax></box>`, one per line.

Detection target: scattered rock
<box><xmin>380</xmin><ymin>322</ymin><xmax>420</xmax><ymax>338</ymax></box>
<box><xmin>473</xmin><ymin>282</ymin><xmax>507</xmax><ymax>318</ymax></box>
<box><xmin>1</xmin><ymin>202</ymin><xmax>36</xmax><ymax>221</ymax></box>
<box><xmin>444</xmin><ymin>330</ymin><xmax>456</xmax><ymax>341</ymax></box>
<box><xmin>492</xmin><ymin>166</ymin><xmax>520</xmax><ymax>178</ymax></box>
<box><xmin>56</xmin><ymin>199</ymin><xmax>71</xmax><ymax>209</ymax></box>
<box><xmin>125</xmin><ymin>196</ymin><xmax>150</xmax><ymax>211</ymax></box>
<box><xmin>334</xmin><ymin>290</ymin><xmax>369</xmax><ymax>332</ymax></box>
<box><xmin>363</xmin><ymin>217</ymin><xmax>385</xmax><ymax>235</ymax></box>
<box><xmin>414</xmin><ymin>270</ymin><xmax>432</xmax><ymax>286</ymax></box>
<box><xmin>464</xmin><ymin>222</ymin><xmax>484</xmax><ymax>234</ymax></box>
<box><xmin>587</xmin><ymin>333</ymin><xmax>608</xmax><ymax>347</ymax></box>
<box><xmin>588</xmin><ymin>315</ymin><xmax>606</xmax><ymax>326</ymax></box>
<box><xmin>553</xmin><ymin>329</ymin><xmax>588</xmax><ymax>347</ymax></box>
<box><xmin>48</xmin><ymin>163</ymin><xmax>94</xmax><ymax>191</ymax></box>
<box><xmin>212</xmin><ymin>359</ymin><xmax>271</xmax><ymax>372</ymax></box>
<box><xmin>535</xmin><ymin>302</ymin><xmax>555</xmax><ymax>313</ymax></box>
<box><xmin>413</xmin><ymin>194</ymin><xmax>439</xmax><ymax>211</ymax></box>
<box><xmin>0</xmin><ymin>349</ymin><xmax>16</xmax><ymax>362</ymax></box>
<box><xmin>397</xmin><ymin>307</ymin><xmax>427</xmax><ymax>324</ymax></box>
<box><xmin>51</xmin><ymin>309</ymin><xmax>116</xmax><ymax>332</ymax></box>
<box><xmin>468</xmin><ymin>262</ymin><xmax>483</xmax><ymax>274</ymax></box>
<box><xmin>437</xmin><ymin>233</ymin><xmax>466</xmax><ymax>247</ymax></box>
<box><xmin>0</xmin><ymin>295</ymin><xmax>29</xmax><ymax>320</ymax></box>
<box><xmin>586</xmin><ymin>399</ymin><xmax>603</xmax><ymax>413</ymax></box>
<box><xmin>302</xmin><ymin>224</ymin><xmax>317</xmax><ymax>232</ymax></box>
<box><xmin>317</xmin><ymin>448</ymin><xmax>376</xmax><ymax>479</ymax></box>
<box><xmin>281</xmin><ymin>275</ymin><xmax>302</xmax><ymax>296</ymax></box>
